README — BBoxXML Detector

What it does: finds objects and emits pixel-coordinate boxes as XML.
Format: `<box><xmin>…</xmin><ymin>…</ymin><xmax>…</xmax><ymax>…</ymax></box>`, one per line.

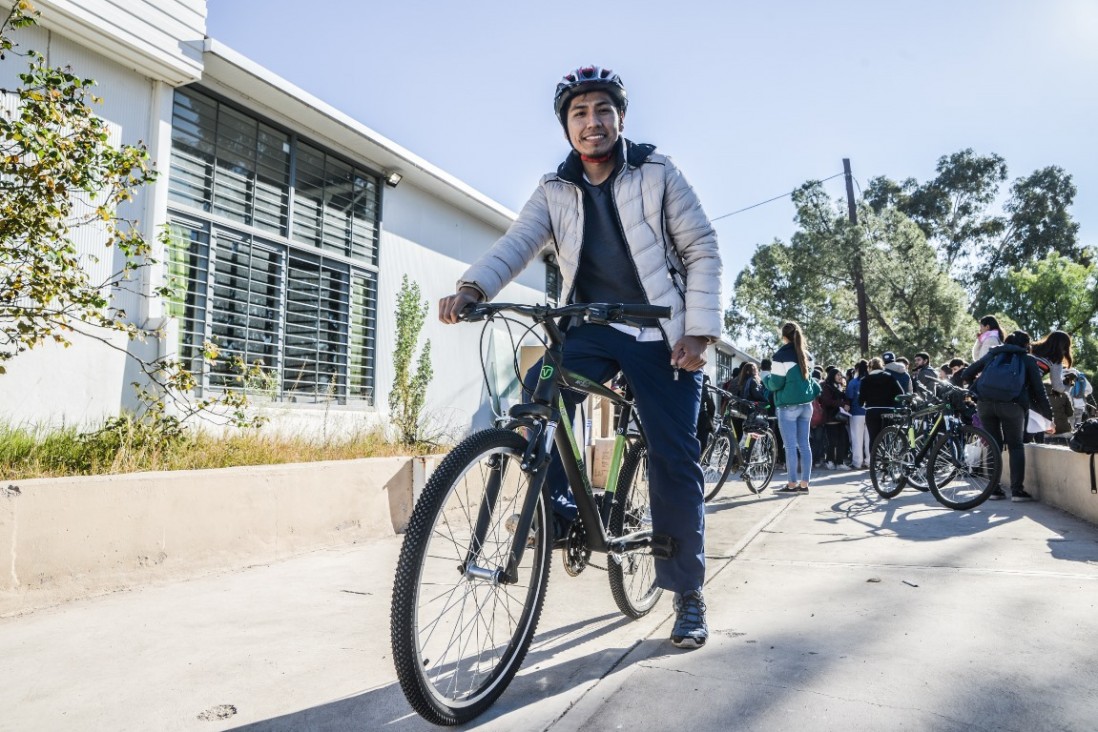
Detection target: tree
<box><xmin>980</xmin><ymin>251</ymin><xmax>1098</xmax><ymax>375</ymax></box>
<box><xmin>865</xmin><ymin>149</ymin><xmax>1081</xmax><ymax>310</ymax></box>
<box><xmin>389</xmin><ymin>275</ymin><xmax>433</xmax><ymax>444</ymax></box>
<box><xmin>0</xmin><ymin>3</ymin><xmax>255</xmax><ymax>427</ymax></box>
<box><xmin>727</xmin><ymin>181</ymin><xmax>972</xmax><ymax>366</ymax></box>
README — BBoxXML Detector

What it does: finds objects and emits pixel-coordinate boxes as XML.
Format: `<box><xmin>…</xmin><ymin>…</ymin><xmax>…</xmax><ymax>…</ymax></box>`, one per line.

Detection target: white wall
<box><xmin>375</xmin><ymin>182</ymin><xmax>544</xmax><ymax>440</ymax></box>
<box><xmin>30</xmin><ymin>0</ymin><xmax>205</xmax><ymax>84</ymax></box>
<box><xmin>0</xmin><ymin>21</ymin><xmax>169</xmax><ymax>427</ymax></box>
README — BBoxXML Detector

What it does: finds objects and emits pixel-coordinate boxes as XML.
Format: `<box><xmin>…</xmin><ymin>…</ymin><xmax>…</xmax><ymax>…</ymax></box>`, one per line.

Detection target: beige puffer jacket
<box><xmin>457</xmin><ymin>139</ymin><xmax>722</xmax><ymax>349</ymax></box>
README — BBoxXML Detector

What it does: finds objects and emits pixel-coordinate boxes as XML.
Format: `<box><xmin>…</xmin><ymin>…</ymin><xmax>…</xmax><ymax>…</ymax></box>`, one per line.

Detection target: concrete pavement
<box><xmin>3</xmin><ymin>470</ymin><xmax>1098</xmax><ymax>731</ymax></box>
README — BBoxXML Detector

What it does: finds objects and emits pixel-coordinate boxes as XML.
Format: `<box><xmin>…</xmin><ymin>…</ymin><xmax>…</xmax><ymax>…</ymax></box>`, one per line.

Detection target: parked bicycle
<box><xmin>700</xmin><ymin>382</ymin><xmax>778</xmax><ymax>501</ymax></box>
<box><xmin>391</xmin><ymin>301</ymin><xmax>680</xmax><ymax>725</ymax></box>
<box><xmin>870</xmin><ymin>380</ymin><xmax>1002</xmax><ymax>510</ymax></box>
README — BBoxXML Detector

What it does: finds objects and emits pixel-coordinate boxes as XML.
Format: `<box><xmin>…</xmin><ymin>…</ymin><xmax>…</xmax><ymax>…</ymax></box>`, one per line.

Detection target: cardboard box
<box><xmin>591</xmin><ymin>437</ymin><xmax>617</xmax><ymax>489</ymax></box>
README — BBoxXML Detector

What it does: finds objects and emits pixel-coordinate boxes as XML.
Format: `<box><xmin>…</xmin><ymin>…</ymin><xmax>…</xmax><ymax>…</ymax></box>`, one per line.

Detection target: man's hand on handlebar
<box><xmin>439</xmin><ymin>286</ymin><xmax>483</xmax><ymax>324</ymax></box>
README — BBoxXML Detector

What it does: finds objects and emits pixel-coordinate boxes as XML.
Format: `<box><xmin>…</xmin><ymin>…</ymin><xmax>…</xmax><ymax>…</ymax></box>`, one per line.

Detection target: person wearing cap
<box><xmin>881</xmin><ymin>351</ymin><xmax>912</xmax><ymax>393</ymax></box>
<box><xmin>439</xmin><ymin>65</ymin><xmax>721</xmax><ymax>649</ymax></box>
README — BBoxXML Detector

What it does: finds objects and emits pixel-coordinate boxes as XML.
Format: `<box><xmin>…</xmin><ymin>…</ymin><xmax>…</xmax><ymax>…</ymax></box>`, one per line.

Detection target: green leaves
<box><xmin>728</xmin><ymin>182</ymin><xmax>972</xmax><ymax>366</ymax></box>
<box><xmin>0</xmin><ymin>5</ymin><xmax>261</xmax><ymax>432</ymax></box>
<box><xmin>389</xmin><ymin>275</ymin><xmax>433</xmax><ymax>445</ymax></box>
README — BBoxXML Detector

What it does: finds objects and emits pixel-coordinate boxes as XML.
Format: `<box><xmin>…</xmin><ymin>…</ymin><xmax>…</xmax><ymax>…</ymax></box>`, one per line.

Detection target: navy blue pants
<box><xmin>523</xmin><ymin>324</ymin><xmax>705</xmax><ymax>594</ymax></box>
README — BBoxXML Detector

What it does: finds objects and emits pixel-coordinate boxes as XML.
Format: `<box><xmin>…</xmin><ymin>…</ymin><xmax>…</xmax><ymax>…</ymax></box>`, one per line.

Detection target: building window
<box><xmin>716</xmin><ymin>349</ymin><xmax>735</xmax><ymax>386</ymax></box>
<box><xmin>167</xmin><ymin>220</ymin><xmax>377</xmax><ymax>405</ymax></box>
<box><xmin>169</xmin><ymin>88</ymin><xmax>291</xmax><ymax>234</ymax></box>
<box><xmin>166</xmin><ymin>86</ymin><xmax>381</xmax><ymax>406</ymax></box>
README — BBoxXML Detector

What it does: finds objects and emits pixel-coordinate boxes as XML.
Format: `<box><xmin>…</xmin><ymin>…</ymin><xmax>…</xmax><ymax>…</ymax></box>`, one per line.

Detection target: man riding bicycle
<box><xmin>439</xmin><ymin>65</ymin><xmax>722</xmax><ymax>648</ymax></box>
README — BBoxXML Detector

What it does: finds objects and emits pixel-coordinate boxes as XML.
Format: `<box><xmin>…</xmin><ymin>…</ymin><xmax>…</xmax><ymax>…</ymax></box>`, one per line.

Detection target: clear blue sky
<box><xmin>207</xmin><ymin>0</ymin><xmax>1098</xmax><ymax>303</ymax></box>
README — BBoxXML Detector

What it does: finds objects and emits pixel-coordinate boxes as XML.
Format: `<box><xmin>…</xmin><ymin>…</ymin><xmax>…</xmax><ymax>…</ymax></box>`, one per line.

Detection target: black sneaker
<box><xmin>796</xmin><ymin>484</ymin><xmax>810</xmax><ymax>494</ymax></box>
<box><xmin>987</xmin><ymin>489</ymin><xmax>1006</xmax><ymax>501</ymax></box>
<box><xmin>1011</xmin><ymin>489</ymin><xmax>1035</xmax><ymax>503</ymax></box>
<box><xmin>670</xmin><ymin>590</ymin><xmax>708</xmax><ymax>648</ymax></box>
<box><xmin>777</xmin><ymin>484</ymin><xmax>800</xmax><ymax>493</ymax></box>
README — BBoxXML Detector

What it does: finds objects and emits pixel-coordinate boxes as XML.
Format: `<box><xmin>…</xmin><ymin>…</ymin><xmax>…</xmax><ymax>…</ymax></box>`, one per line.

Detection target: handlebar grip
<box><xmin>618</xmin><ymin>304</ymin><xmax>671</xmax><ymax>320</ymax></box>
<box><xmin>458</xmin><ymin>302</ymin><xmax>490</xmax><ymax>322</ymax></box>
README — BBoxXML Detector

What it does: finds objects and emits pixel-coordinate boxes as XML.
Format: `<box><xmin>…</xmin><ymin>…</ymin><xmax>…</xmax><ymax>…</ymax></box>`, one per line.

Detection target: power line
<box><xmin>710</xmin><ymin>172</ymin><xmax>846</xmax><ymax>223</ymax></box>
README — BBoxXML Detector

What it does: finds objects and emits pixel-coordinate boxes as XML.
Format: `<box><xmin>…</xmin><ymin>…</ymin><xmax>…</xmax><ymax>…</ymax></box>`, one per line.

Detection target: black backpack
<box><xmin>1069</xmin><ymin>419</ymin><xmax>1098</xmax><ymax>454</ymax></box>
<box><xmin>1068</xmin><ymin>419</ymin><xmax>1098</xmax><ymax>494</ymax></box>
<box><xmin>976</xmin><ymin>352</ymin><xmax>1026</xmax><ymax>402</ymax></box>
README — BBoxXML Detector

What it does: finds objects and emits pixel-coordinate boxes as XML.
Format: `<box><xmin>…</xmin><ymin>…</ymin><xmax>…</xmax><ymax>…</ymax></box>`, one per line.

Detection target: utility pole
<box><xmin>844</xmin><ymin>158</ymin><xmax>870</xmax><ymax>357</ymax></box>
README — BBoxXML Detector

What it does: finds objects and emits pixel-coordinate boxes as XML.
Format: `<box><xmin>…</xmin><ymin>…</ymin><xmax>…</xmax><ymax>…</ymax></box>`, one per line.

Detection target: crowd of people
<box><xmin>721</xmin><ymin>318</ymin><xmax>1095</xmax><ymax>501</ymax></box>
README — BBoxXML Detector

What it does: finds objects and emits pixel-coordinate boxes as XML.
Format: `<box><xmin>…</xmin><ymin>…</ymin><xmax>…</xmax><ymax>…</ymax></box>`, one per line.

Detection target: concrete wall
<box><xmin>0</xmin><ymin>455</ymin><xmax>441</xmax><ymax>617</ymax></box>
<box><xmin>1002</xmin><ymin>444</ymin><xmax>1098</xmax><ymax>524</ymax></box>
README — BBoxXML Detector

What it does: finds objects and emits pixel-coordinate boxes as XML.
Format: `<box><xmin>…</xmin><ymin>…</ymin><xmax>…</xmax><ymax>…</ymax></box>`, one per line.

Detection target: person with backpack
<box><xmin>1065</xmin><ymin>369</ymin><xmax>1093</xmax><ymax>428</ymax></box>
<box><xmin>962</xmin><ymin>330</ymin><xmax>1053</xmax><ymax>502</ymax></box>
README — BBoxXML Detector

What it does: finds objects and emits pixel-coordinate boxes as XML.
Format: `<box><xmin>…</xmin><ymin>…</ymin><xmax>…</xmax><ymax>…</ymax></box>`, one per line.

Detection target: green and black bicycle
<box><xmin>391</xmin><ymin>301</ymin><xmax>682</xmax><ymax>725</ymax></box>
<box><xmin>869</xmin><ymin>380</ymin><xmax>1002</xmax><ymax>510</ymax></box>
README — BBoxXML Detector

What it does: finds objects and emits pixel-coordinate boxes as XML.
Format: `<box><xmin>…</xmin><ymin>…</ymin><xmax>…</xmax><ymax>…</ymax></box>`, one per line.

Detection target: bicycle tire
<box><xmin>391</xmin><ymin>428</ymin><xmax>552</xmax><ymax>725</ymax></box>
<box><xmin>927</xmin><ymin>425</ymin><xmax>1002</xmax><ymax>510</ymax></box>
<box><xmin>870</xmin><ymin>425</ymin><xmax>909</xmax><ymax>498</ymax></box>
<box><xmin>701</xmin><ymin>433</ymin><xmax>735</xmax><ymax>502</ymax></box>
<box><xmin>744</xmin><ymin>429</ymin><xmax>778</xmax><ymax>494</ymax></box>
<box><xmin>608</xmin><ymin>442</ymin><xmax>664</xmax><ymax>618</ymax></box>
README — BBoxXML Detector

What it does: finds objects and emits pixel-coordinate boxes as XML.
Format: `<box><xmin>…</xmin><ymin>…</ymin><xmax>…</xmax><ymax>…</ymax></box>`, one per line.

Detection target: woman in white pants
<box><xmin>845</xmin><ymin>359</ymin><xmax>871</xmax><ymax>469</ymax></box>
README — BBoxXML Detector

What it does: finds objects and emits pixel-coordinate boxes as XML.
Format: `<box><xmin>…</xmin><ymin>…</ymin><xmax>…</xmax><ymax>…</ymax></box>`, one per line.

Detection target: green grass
<box><xmin>0</xmin><ymin>420</ymin><xmax>436</xmax><ymax>480</ymax></box>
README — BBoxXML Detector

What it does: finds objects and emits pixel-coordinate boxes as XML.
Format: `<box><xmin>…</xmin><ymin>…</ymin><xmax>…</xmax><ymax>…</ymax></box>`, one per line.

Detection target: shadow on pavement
<box><xmin>229</xmin><ymin>612</ymin><xmax>640</xmax><ymax>731</ymax></box>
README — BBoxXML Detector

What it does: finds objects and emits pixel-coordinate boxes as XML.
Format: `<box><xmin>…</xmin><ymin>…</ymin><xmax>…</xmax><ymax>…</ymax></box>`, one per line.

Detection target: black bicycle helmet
<box><xmin>553</xmin><ymin>65</ymin><xmax>628</xmax><ymax>125</ymax></box>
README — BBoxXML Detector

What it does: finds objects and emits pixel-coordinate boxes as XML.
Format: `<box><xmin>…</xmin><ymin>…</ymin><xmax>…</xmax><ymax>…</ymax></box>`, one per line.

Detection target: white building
<box><xmin>0</xmin><ymin>0</ymin><xmax>549</xmax><ymax>436</ymax></box>
<box><xmin>0</xmin><ymin>0</ymin><xmax>741</xmax><ymax>439</ymax></box>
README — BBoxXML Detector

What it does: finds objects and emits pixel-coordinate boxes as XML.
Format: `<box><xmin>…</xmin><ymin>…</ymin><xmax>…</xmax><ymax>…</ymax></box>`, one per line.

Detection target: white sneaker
<box><xmin>824</xmin><ymin>461</ymin><xmax>836</xmax><ymax>470</ymax></box>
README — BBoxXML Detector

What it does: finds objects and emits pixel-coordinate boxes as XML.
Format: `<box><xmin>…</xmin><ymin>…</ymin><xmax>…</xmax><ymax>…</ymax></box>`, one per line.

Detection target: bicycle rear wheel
<box><xmin>608</xmin><ymin>442</ymin><xmax>664</xmax><ymax>618</ymax></box>
<box><xmin>701</xmin><ymin>432</ymin><xmax>734</xmax><ymax>502</ymax></box>
<box><xmin>391</xmin><ymin>428</ymin><xmax>551</xmax><ymax>725</ymax></box>
<box><xmin>744</xmin><ymin>429</ymin><xmax>778</xmax><ymax>494</ymax></box>
<box><xmin>870</xmin><ymin>425</ymin><xmax>909</xmax><ymax>499</ymax></box>
<box><xmin>927</xmin><ymin>425</ymin><xmax>1002</xmax><ymax>510</ymax></box>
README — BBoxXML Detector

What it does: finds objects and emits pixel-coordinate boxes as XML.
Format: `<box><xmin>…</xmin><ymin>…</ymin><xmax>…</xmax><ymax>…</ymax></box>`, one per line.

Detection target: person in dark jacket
<box><xmin>737</xmin><ymin>361</ymin><xmax>766</xmax><ymax>403</ymax></box>
<box><xmin>910</xmin><ymin>351</ymin><xmax>938</xmax><ymax>394</ymax></box>
<box><xmin>881</xmin><ymin>351</ymin><xmax>912</xmax><ymax>393</ymax></box>
<box><xmin>962</xmin><ymin>330</ymin><xmax>1053</xmax><ymax>502</ymax></box>
<box><xmin>819</xmin><ymin>368</ymin><xmax>850</xmax><ymax>469</ymax></box>
<box><xmin>858</xmin><ymin>357</ymin><xmax>904</xmax><ymax>447</ymax></box>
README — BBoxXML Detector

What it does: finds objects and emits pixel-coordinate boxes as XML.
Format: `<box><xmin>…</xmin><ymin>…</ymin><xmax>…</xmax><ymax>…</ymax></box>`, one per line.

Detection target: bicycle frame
<box><xmin>472</xmin><ymin>314</ymin><xmax>652</xmax><ymax>585</ymax></box>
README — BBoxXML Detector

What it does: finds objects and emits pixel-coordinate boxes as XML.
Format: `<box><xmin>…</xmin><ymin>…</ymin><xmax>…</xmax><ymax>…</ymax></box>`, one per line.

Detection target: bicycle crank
<box><xmin>562</xmin><ymin>520</ymin><xmax>592</xmax><ymax>576</ymax></box>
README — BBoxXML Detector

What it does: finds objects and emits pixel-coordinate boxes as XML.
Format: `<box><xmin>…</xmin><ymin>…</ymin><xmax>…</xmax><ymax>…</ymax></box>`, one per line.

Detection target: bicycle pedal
<box><xmin>649</xmin><ymin>533</ymin><xmax>677</xmax><ymax>560</ymax></box>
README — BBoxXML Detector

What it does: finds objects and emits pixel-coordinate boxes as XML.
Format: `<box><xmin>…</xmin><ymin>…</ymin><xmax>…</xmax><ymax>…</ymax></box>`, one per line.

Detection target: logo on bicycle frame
<box><xmin>540</xmin><ymin>364</ymin><xmax>554</xmax><ymax>380</ymax></box>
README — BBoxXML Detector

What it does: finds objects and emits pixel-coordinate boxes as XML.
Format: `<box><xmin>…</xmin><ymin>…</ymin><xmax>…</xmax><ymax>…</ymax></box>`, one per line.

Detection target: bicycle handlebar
<box><xmin>460</xmin><ymin>301</ymin><xmax>672</xmax><ymax>327</ymax></box>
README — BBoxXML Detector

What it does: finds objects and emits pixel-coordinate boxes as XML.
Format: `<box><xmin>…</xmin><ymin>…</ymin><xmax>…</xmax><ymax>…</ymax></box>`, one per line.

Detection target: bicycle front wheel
<box><xmin>608</xmin><ymin>443</ymin><xmax>664</xmax><ymax>618</ymax></box>
<box><xmin>870</xmin><ymin>425</ymin><xmax>909</xmax><ymax>499</ymax></box>
<box><xmin>744</xmin><ymin>429</ymin><xmax>778</xmax><ymax>494</ymax></box>
<box><xmin>701</xmin><ymin>433</ymin><xmax>735</xmax><ymax>502</ymax></box>
<box><xmin>391</xmin><ymin>428</ymin><xmax>552</xmax><ymax>726</ymax></box>
<box><xmin>927</xmin><ymin>425</ymin><xmax>1002</xmax><ymax>510</ymax></box>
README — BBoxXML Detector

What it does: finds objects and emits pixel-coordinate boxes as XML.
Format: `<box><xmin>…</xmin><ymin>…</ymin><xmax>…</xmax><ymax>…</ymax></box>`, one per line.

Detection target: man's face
<box><xmin>565</xmin><ymin>90</ymin><xmax>622</xmax><ymax>158</ymax></box>
<box><xmin>913</xmin><ymin>356</ymin><xmax>926</xmax><ymax>370</ymax></box>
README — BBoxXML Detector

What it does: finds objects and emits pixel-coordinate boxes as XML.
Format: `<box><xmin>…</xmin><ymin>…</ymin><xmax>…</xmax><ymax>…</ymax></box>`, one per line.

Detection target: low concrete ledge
<box><xmin>0</xmin><ymin>455</ymin><xmax>441</xmax><ymax>616</ymax></box>
<box><xmin>1003</xmin><ymin>444</ymin><xmax>1098</xmax><ymax>524</ymax></box>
